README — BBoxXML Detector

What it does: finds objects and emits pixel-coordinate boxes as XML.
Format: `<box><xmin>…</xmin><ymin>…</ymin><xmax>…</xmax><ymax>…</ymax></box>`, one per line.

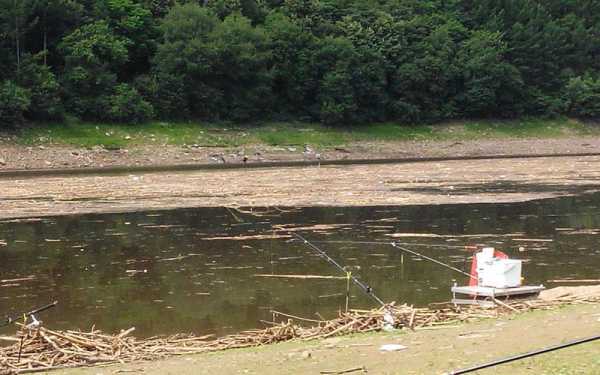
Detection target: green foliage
<box><xmin>564</xmin><ymin>74</ymin><xmax>600</xmax><ymax>119</ymax></box>
<box><xmin>95</xmin><ymin>0</ymin><xmax>157</xmax><ymax>76</ymax></box>
<box><xmin>314</xmin><ymin>37</ymin><xmax>387</xmax><ymax>125</ymax></box>
<box><xmin>0</xmin><ymin>81</ymin><xmax>31</xmax><ymax>127</ymax></box>
<box><xmin>264</xmin><ymin>11</ymin><xmax>317</xmax><ymax>118</ymax></box>
<box><xmin>60</xmin><ymin>20</ymin><xmax>129</xmax><ymax>120</ymax></box>
<box><xmin>135</xmin><ymin>73</ymin><xmax>187</xmax><ymax>119</ymax></box>
<box><xmin>107</xmin><ymin>83</ymin><xmax>154</xmax><ymax>123</ymax></box>
<box><xmin>154</xmin><ymin>4</ymin><xmax>272</xmax><ymax>121</ymax></box>
<box><xmin>456</xmin><ymin>30</ymin><xmax>523</xmax><ymax>117</ymax></box>
<box><xmin>0</xmin><ymin>0</ymin><xmax>600</xmax><ymax>127</ymax></box>
<box><xmin>207</xmin><ymin>0</ymin><xmax>243</xmax><ymax>19</ymax></box>
<box><xmin>18</xmin><ymin>55</ymin><xmax>63</xmax><ymax>120</ymax></box>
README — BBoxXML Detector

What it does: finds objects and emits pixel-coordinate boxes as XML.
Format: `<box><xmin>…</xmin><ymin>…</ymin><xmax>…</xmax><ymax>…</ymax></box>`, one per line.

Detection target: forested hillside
<box><xmin>1</xmin><ymin>0</ymin><xmax>599</xmax><ymax>127</ymax></box>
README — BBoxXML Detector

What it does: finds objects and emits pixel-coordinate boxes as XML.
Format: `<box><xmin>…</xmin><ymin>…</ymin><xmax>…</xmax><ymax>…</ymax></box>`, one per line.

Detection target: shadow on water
<box><xmin>1</xmin><ymin>191</ymin><xmax>600</xmax><ymax>337</ymax></box>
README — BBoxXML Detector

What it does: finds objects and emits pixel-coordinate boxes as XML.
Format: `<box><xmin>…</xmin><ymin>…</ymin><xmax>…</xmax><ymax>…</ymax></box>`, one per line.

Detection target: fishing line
<box><xmin>390</xmin><ymin>243</ymin><xmax>477</xmax><ymax>280</ymax></box>
<box><xmin>307</xmin><ymin>239</ymin><xmax>476</xmax><ymax>280</ymax></box>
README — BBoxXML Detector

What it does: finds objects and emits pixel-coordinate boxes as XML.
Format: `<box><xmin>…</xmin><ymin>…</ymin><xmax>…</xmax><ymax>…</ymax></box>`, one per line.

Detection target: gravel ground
<box><xmin>1</xmin><ymin>137</ymin><xmax>600</xmax><ymax>170</ymax></box>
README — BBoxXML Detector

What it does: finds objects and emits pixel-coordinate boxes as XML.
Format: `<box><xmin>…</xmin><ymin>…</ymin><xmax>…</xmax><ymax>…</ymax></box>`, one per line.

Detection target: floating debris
<box><xmin>254</xmin><ymin>274</ymin><xmax>347</xmax><ymax>280</ymax></box>
<box><xmin>0</xmin><ymin>276</ymin><xmax>36</xmax><ymax>284</ymax></box>
<box><xmin>202</xmin><ymin>234</ymin><xmax>291</xmax><ymax>241</ymax></box>
<box><xmin>1</xmin><ymin>292</ymin><xmax>599</xmax><ymax>374</ymax></box>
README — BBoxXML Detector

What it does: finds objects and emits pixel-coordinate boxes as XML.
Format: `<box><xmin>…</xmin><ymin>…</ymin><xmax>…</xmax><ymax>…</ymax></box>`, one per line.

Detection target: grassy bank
<box><xmin>56</xmin><ymin>303</ymin><xmax>600</xmax><ymax>375</ymax></box>
<box><xmin>11</xmin><ymin>117</ymin><xmax>598</xmax><ymax>149</ymax></box>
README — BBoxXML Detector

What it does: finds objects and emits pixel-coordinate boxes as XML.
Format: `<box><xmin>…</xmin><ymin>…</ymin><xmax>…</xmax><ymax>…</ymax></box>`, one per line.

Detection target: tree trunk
<box><xmin>43</xmin><ymin>5</ymin><xmax>48</xmax><ymax>66</ymax></box>
<box><xmin>14</xmin><ymin>0</ymin><xmax>20</xmax><ymax>74</ymax></box>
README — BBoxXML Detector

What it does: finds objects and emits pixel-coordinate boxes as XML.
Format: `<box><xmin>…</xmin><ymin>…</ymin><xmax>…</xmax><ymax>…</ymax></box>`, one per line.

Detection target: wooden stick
<box><xmin>254</xmin><ymin>274</ymin><xmax>346</xmax><ymax>280</ymax></box>
<box><xmin>320</xmin><ymin>366</ymin><xmax>367</xmax><ymax>374</ymax></box>
<box><xmin>271</xmin><ymin>311</ymin><xmax>324</xmax><ymax>324</ymax></box>
<box><xmin>492</xmin><ymin>298</ymin><xmax>519</xmax><ymax>312</ymax></box>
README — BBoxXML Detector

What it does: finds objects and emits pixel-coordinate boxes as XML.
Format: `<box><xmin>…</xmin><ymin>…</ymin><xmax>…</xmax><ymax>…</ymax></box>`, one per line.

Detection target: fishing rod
<box><xmin>291</xmin><ymin>233</ymin><xmax>386</xmax><ymax>307</ymax></box>
<box><xmin>446</xmin><ymin>333</ymin><xmax>600</xmax><ymax>374</ymax></box>
<box><xmin>1</xmin><ymin>301</ymin><xmax>58</xmax><ymax>328</ymax></box>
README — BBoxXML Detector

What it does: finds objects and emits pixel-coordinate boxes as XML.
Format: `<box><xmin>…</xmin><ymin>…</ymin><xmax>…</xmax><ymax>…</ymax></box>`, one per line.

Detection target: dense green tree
<box><xmin>264</xmin><ymin>12</ymin><xmax>317</xmax><ymax>118</ymax></box>
<box><xmin>387</xmin><ymin>15</ymin><xmax>467</xmax><ymax>122</ymax></box>
<box><xmin>564</xmin><ymin>73</ymin><xmax>600</xmax><ymax>119</ymax></box>
<box><xmin>59</xmin><ymin>20</ymin><xmax>129</xmax><ymax>119</ymax></box>
<box><xmin>18</xmin><ymin>54</ymin><xmax>63</xmax><ymax>120</ymax></box>
<box><xmin>455</xmin><ymin>30</ymin><xmax>523</xmax><ymax>117</ymax></box>
<box><xmin>0</xmin><ymin>80</ymin><xmax>30</xmax><ymax>126</ymax></box>
<box><xmin>94</xmin><ymin>0</ymin><xmax>157</xmax><ymax>77</ymax></box>
<box><xmin>0</xmin><ymin>0</ymin><xmax>600</xmax><ymax>126</ymax></box>
<box><xmin>154</xmin><ymin>4</ymin><xmax>272</xmax><ymax>121</ymax></box>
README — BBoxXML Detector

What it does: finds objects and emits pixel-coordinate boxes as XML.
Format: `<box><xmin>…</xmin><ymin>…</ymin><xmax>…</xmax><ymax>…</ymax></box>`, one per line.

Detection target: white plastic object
<box><xmin>478</xmin><ymin>258</ymin><xmax>522</xmax><ymax>288</ymax></box>
<box><xmin>379</xmin><ymin>344</ymin><xmax>407</xmax><ymax>352</ymax></box>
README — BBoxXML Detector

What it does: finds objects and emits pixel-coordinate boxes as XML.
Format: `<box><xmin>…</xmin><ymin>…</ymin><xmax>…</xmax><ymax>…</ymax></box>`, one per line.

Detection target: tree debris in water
<box><xmin>254</xmin><ymin>274</ymin><xmax>347</xmax><ymax>280</ymax></box>
<box><xmin>1</xmin><ymin>292</ymin><xmax>599</xmax><ymax>374</ymax></box>
<box><xmin>201</xmin><ymin>234</ymin><xmax>291</xmax><ymax>241</ymax></box>
<box><xmin>0</xmin><ymin>276</ymin><xmax>35</xmax><ymax>284</ymax></box>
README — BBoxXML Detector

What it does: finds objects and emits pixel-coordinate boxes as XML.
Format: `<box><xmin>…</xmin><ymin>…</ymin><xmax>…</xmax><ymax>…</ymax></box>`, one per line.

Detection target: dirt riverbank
<box><xmin>1</xmin><ymin>136</ymin><xmax>600</xmax><ymax>171</ymax></box>
<box><xmin>55</xmin><ymin>303</ymin><xmax>600</xmax><ymax>375</ymax></box>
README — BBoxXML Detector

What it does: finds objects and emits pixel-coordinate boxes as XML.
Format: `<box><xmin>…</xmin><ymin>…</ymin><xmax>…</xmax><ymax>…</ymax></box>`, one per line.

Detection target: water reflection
<box><xmin>1</xmin><ymin>193</ymin><xmax>600</xmax><ymax>337</ymax></box>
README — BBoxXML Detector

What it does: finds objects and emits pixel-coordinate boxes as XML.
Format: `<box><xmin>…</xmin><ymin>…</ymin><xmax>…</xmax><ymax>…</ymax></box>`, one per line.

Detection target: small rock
<box><xmin>124</xmin><ymin>135</ymin><xmax>131</xmax><ymax>140</ymax></box>
<box><xmin>301</xmin><ymin>350</ymin><xmax>311</xmax><ymax>359</ymax></box>
<box><xmin>0</xmin><ymin>158</ymin><xmax>6</xmax><ymax>166</ymax></box>
<box><xmin>44</xmin><ymin>161</ymin><xmax>52</xmax><ymax>166</ymax></box>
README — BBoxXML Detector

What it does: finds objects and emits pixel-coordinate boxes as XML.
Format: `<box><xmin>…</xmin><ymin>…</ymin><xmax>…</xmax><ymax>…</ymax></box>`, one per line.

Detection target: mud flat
<box><xmin>1</xmin><ymin>154</ymin><xmax>600</xmax><ymax>219</ymax></box>
<box><xmin>0</xmin><ymin>156</ymin><xmax>600</xmax><ymax>218</ymax></box>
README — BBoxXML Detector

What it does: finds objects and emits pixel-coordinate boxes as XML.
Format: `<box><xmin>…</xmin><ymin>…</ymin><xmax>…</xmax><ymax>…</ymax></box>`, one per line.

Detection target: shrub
<box><xmin>0</xmin><ymin>81</ymin><xmax>31</xmax><ymax>128</ymax></box>
<box><xmin>135</xmin><ymin>73</ymin><xmax>188</xmax><ymax>119</ymax></box>
<box><xmin>19</xmin><ymin>56</ymin><xmax>64</xmax><ymax>121</ymax></box>
<box><xmin>107</xmin><ymin>83</ymin><xmax>154</xmax><ymax>123</ymax></box>
<box><xmin>563</xmin><ymin>74</ymin><xmax>600</xmax><ymax>119</ymax></box>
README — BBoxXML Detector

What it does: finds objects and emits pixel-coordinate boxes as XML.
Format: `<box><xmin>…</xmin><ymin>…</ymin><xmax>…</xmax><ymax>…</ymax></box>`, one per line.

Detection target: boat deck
<box><xmin>451</xmin><ymin>284</ymin><xmax>545</xmax><ymax>306</ymax></box>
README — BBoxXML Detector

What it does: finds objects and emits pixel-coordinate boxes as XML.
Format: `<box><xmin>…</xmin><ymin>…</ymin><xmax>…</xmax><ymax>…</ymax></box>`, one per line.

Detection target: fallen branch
<box><xmin>320</xmin><ymin>366</ymin><xmax>367</xmax><ymax>374</ymax></box>
<box><xmin>1</xmin><ymin>294</ymin><xmax>599</xmax><ymax>374</ymax></box>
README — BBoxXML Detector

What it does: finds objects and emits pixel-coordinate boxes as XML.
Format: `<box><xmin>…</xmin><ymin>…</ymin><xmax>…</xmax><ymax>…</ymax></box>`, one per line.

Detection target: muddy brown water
<box><xmin>1</xmin><ymin>193</ymin><xmax>600</xmax><ymax>338</ymax></box>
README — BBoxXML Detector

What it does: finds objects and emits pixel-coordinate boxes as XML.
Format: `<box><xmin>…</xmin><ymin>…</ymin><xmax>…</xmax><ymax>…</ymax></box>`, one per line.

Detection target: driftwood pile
<box><xmin>1</xmin><ymin>294</ymin><xmax>599</xmax><ymax>374</ymax></box>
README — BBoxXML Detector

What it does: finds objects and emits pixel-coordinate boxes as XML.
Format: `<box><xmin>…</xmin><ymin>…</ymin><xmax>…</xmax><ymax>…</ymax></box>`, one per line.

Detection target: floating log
<box><xmin>254</xmin><ymin>274</ymin><xmax>347</xmax><ymax>280</ymax></box>
<box><xmin>202</xmin><ymin>234</ymin><xmax>291</xmax><ymax>241</ymax></box>
<box><xmin>0</xmin><ymin>276</ymin><xmax>36</xmax><ymax>284</ymax></box>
